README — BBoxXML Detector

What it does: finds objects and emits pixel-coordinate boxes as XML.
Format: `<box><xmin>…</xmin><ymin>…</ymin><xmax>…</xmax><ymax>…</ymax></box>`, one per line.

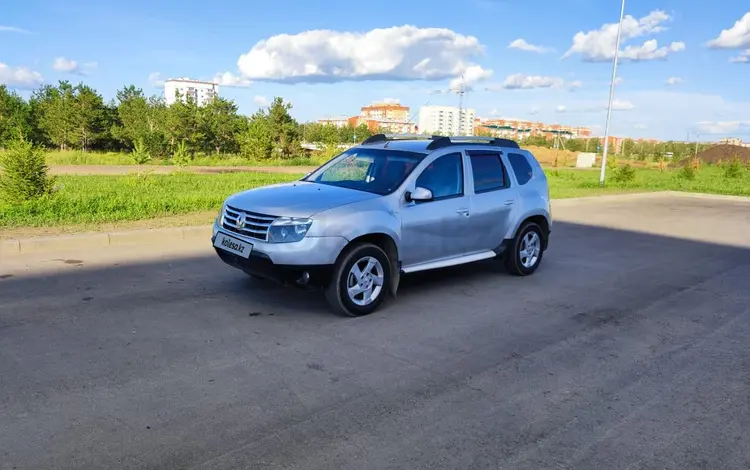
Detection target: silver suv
<box><xmin>212</xmin><ymin>134</ymin><xmax>551</xmax><ymax>316</ymax></box>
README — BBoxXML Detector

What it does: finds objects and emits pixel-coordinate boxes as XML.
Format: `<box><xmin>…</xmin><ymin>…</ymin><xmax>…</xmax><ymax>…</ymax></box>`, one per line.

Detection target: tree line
<box><xmin>1</xmin><ymin>81</ymin><xmax>713</xmax><ymax>162</ymax></box>
<box><xmin>0</xmin><ymin>82</ymin><xmax>378</xmax><ymax>162</ymax></box>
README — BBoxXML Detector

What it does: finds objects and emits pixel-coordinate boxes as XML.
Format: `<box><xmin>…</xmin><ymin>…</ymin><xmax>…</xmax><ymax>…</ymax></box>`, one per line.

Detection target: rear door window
<box><xmin>468</xmin><ymin>152</ymin><xmax>508</xmax><ymax>193</ymax></box>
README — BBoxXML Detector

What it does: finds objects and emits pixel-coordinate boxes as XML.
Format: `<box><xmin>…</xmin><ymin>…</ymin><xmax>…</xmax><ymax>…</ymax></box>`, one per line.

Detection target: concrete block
<box><xmin>108</xmin><ymin>227</ymin><xmax>184</xmax><ymax>246</ymax></box>
<box><xmin>19</xmin><ymin>233</ymin><xmax>110</xmax><ymax>255</ymax></box>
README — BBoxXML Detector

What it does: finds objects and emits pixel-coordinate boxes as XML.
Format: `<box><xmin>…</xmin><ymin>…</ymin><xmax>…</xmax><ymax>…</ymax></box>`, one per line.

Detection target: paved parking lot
<box><xmin>2</xmin><ymin>192</ymin><xmax>750</xmax><ymax>469</ymax></box>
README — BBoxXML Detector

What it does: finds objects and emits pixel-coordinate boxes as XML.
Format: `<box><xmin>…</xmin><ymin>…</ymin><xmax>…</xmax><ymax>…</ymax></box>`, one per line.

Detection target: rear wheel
<box><xmin>325</xmin><ymin>243</ymin><xmax>391</xmax><ymax>317</ymax></box>
<box><xmin>504</xmin><ymin>222</ymin><xmax>545</xmax><ymax>276</ymax></box>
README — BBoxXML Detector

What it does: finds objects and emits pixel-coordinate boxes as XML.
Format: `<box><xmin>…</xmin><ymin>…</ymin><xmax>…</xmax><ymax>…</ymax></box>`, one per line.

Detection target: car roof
<box><xmin>356</xmin><ymin>134</ymin><xmax>522</xmax><ymax>155</ymax></box>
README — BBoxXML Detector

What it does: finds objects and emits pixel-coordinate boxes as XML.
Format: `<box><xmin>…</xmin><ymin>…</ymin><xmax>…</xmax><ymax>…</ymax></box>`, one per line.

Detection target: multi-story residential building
<box><xmin>418</xmin><ymin>105</ymin><xmax>476</xmax><ymax>136</ymax></box>
<box><xmin>475</xmin><ymin>117</ymin><xmax>592</xmax><ymax>140</ymax></box>
<box><xmin>348</xmin><ymin>116</ymin><xmax>417</xmax><ymax>134</ymax></box>
<box><xmin>317</xmin><ymin>116</ymin><xmax>351</xmax><ymax>128</ymax></box>
<box><xmin>360</xmin><ymin>101</ymin><xmax>410</xmax><ymax>121</ymax></box>
<box><xmin>164</xmin><ymin>78</ymin><xmax>218</xmax><ymax>107</ymax></box>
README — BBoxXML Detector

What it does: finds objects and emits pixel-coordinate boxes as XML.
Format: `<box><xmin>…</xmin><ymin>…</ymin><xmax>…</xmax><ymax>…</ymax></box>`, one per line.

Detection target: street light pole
<box><xmin>599</xmin><ymin>0</ymin><xmax>627</xmax><ymax>186</ymax></box>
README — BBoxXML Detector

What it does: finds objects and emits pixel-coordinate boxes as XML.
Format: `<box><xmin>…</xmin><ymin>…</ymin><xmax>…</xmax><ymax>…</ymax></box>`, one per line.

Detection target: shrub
<box><xmin>723</xmin><ymin>156</ymin><xmax>744</xmax><ymax>179</ymax></box>
<box><xmin>172</xmin><ymin>141</ymin><xmax>191</xmax><ymax>167</ymax></box>
<box><xmin>0</xmin><ymin>138</ymin><xmax>55</xmax><ymax>204</ymax></box>
<box><xmin>678</xmin><ymin>162</ymin><xmax>696</xmax><ymax>181</ymax></box>
<box><xmin>611</xmin><ymin>163</ymin><xmax>636</xmax><ymax>184</ymax></box>
<box><xmin>131</xmin><ymin>137</ymin><xmax>152</xmax><ymax>164</ymax></box>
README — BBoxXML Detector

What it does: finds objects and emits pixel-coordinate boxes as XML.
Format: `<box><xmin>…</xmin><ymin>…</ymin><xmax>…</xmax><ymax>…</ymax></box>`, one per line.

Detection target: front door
<box><xmin>400</xmin><ymin>152</ymin><xmax>474</xmax><ymax>268</ymax></box>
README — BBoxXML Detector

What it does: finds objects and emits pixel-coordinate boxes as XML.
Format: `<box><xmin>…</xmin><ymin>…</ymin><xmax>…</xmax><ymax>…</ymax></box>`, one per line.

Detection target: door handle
<box><xmin>457</xmin><ymin>208</ymin><xmax>470</xmax><ymax>216</ymax></box>
<box><xmin>504</xmin><ymin>200</ymin><xmax>514</xmax><ymax>206</ymax></box>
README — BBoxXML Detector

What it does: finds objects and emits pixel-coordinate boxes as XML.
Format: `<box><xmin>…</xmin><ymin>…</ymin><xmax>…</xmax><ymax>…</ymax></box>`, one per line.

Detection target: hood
<box><xmin>225</xmin><ymin>181</ymin><xmax>379</xmax><ymax>218</ymax></box>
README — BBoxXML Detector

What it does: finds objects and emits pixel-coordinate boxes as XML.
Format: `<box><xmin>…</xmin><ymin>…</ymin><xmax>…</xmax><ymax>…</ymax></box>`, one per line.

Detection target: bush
<box><xmin>0</xmin><ymin>138</ymin><xmax>55</xmax><ymax>204</ymax></box>
<box><xmin>172</xmin><ymin>141</ymin><xmax>191</xmax><ymax>167</ymax></box>
<box><xmin>131</xmin><ymin>137</ymin><xmax>152</xmax><ymax>164</ymax></box>
<box><xmin>678</xmin><ymin>162</ymin><xmax>696</xmax><ymax>181</ymax></box>
<box><xmin>723</xmin><ymin>157</ymin><xmax>744</xmax><ymax>179</ymax></box>
<box><xmin>611</xmin><ymin>163</ymin><xmax>636</xmax><ymax>184</ymax></box>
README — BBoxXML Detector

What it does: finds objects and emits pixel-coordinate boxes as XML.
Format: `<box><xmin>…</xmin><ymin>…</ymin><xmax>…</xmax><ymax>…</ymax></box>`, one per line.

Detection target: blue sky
<box><xmin>1</xmin><ymin>0</ymin><xmax>749</xmax><ymax>140</ymax></box>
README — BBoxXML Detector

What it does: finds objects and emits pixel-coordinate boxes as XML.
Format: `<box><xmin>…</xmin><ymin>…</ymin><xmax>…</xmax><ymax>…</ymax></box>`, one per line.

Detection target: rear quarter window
<box><xmin>507</xmin><ymin>153</ymin><xmax>534</xmax><ymax>185</ymax></box>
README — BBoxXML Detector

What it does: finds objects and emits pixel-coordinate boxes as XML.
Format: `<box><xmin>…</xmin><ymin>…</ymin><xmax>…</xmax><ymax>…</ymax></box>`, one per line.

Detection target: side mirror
<box><xmin>406</xmin><ymin>186</ymin><xmax>433</xmax><ymax>202</ymax></box>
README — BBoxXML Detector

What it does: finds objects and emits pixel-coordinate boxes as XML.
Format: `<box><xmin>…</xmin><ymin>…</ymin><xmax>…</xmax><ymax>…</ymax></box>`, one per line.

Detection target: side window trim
<box><xmin>467</xmin><ymin>150</ymin><xmax>512</xmax><ymax>194</ymax></box>
<box><xmin>414</xmin><ymin>152</ymin><xmax>465</xmax><ymax>203</ymax></box>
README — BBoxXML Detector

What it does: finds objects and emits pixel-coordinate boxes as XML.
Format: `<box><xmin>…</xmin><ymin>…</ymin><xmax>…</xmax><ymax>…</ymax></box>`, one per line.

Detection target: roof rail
<box><xmin>426</xmin><ymin>135</ymin><xmax>520</xmax><ymax>151</ymax></box>
<box><xmin>360</xmin><ymin>134</ymin><xmax>442</xmax><ymax>145</ymax></box>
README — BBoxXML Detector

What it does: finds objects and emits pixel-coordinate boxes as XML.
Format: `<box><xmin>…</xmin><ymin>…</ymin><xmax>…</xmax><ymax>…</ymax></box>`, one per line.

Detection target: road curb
<box><xmin>1</xmin><ymin>225</ymin><xmax>213</xmax><ymax>258</ymax></box>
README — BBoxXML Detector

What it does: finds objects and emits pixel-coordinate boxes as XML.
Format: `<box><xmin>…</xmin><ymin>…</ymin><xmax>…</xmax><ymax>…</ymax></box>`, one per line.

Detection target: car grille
<box><xmin>221</xmin><ymin>205</ymin><xmax>278</xmax><ymax>241</ymax></box>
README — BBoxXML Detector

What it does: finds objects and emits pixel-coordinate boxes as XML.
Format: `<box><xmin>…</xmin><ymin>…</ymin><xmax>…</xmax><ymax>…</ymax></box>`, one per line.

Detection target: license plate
<box><xmin>214</xmin><ymin>232</ymin><xmax>253</xmax><ymax>258</ymax></box>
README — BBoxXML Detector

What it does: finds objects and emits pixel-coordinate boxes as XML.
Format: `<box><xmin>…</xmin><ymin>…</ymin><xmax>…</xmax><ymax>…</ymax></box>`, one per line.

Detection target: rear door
<box><xmin>465</xmin><ymin>150</ymin><xmax>519</xmax><ymax>252</ymax></box>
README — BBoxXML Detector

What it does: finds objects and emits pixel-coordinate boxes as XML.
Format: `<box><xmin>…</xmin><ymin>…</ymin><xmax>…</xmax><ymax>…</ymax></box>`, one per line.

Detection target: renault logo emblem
<box><xmin>236</xmin><ymin>214</ymin><xmax>246</xmax><ymax>229</ymax></box>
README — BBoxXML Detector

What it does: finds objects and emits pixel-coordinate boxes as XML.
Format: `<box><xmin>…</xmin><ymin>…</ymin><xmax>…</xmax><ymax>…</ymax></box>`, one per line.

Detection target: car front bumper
<box><xmin>212</xmin><ymin>221</ymin><xmax>345</xmax><ymax>287</ymax></box>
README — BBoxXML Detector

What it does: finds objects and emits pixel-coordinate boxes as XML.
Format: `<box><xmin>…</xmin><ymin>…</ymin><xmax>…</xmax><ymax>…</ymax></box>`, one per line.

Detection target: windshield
<box><xmin>305</xmin><ymin>148</ymin><xmax>426</xmax><ymax>195</ymax></box>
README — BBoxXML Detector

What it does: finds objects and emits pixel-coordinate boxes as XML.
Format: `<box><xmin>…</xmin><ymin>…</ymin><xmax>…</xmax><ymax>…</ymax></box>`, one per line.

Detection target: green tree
<box><xmin>201</xmin><ymin>97</ymin><xmax>245</xmax><ymax>154</ymax></box>
<box><xmin>0</xmin><ymin>85</ymin><xmax>32</xmax><ymax>147</ymax></box>
<box><xmin>32</xmin><ymin>81</ymin><xmax>77</xmax><ymax>150</ymax></box>
<box><xmin>241</xmin><ymin>110</ymin><xmax>274</xmax><ymax>160</ymax></box>
<box><xmin>267</xmin><ymin>97</ymin><xmax>301</xmax><ymax>158</ymax></box>
<box><xmin>70</xmin><ymin>84</ymin><xmax>108</xmax><ymax>151</ymax></box>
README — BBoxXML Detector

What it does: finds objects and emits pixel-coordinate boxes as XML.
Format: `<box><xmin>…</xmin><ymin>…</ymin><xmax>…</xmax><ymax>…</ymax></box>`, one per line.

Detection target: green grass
<box><xmin>1</xmin><ymin>166</ymin><xmax>748</xmax><ymax>232</ymax></box>
<box><xmin>547</xmin><ymin>166</ymin><xmax>750</xmax><ymax>198</ymax></box>
<box><xmin>0</xmin><ymin>172</ymin><xmax>303</xmax><ymax>229</ymax></box>
<box><xmin>39</xmin><ymin>149</ymin><xmax>330</xmax><ymax>167</ymax></box>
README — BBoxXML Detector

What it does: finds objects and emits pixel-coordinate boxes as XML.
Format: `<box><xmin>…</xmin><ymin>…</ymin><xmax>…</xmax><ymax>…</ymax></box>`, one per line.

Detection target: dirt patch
<box><xmin>694</xmin><ymin>145</ymin><xmax>750</xmax><ymax>165</ymax></box>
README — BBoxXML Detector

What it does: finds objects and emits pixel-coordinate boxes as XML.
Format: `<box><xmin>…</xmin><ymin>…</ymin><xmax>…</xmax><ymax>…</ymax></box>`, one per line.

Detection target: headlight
<box><xmin>268</xmin><ymin>217</ymin><xmax>313</xmax><ymax>243</ymax></box>
<box><xmin>217</xmin><ymin>202</ymin><xmax>226</xmax><ymax>225</ymax></box>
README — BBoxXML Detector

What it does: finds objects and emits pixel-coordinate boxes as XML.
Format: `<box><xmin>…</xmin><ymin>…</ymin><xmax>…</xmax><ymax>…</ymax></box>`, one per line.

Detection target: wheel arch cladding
<box><xmin>345</xmin><ymin>233</ymin><xmax>400</xmax><ymax>297</ymax></box>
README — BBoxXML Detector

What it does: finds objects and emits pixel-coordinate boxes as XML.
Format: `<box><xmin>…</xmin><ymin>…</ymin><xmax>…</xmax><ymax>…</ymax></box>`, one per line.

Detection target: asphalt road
<box><xmin>1</xmin><ymin>193</ymin><xmax>750</xmax><ymax>470</ymax></box>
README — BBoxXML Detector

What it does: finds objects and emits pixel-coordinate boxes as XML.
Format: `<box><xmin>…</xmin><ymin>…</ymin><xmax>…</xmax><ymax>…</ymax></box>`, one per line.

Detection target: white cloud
<box><xmin>148</xmin><ymin>72</ymin><xmax>165</xmax><ymax>87</ymax></box>
<box><xmin>382</xmin><ymin>97</ymin><xmax>401</xmax><ymax>104</ymax></box>
<box><xmin>500</xmin><ymin>73</ymin><xmax>565</xmax><ymax>90</ymax></box>
<box><xmin>489</xmin><ymin>108</ymin><xmax>499</xmax><ymax>116</ymax></box>
<box><xmin>568</xmin><ymin>80</ymin><xmax>584</xmax><ymax>91</ymax></box>
<box><xmin>615</xmin><ymin>77</ymin><xmax>624</xmax><ymax>85</ymax></box>
<box><xmin>695</xmin><ymin>120</ymin><xmax>750</xmax><ymax>134</ymax></box>
<box><xmin>52</xmin><ymin>57</ymin><xmax>78</xmax><ymax>73</ymax></box>
<box><xmin>234</xmin><ymin>25</ymin><xmax>491</xmax><ymax>85</ymax></box>
<box><xmin>0</xmin><ymin>62</ymin><xmax>43</xmax><ymax>88</ymax></box>
<box><xmin>564</xmin><ymin>10</ymin><xmax>685</xmax><ymax>62</ymax></box>
<box><xmin>620</xmin><ymin>39</ymin><xmax>685</xmax><ymax>61</ymax></box>
<box><xmin>666</xmin><ymin>76</ymin><xmax>683</xmax><ymax>85</ymax></box>
<box><xmin>449</xmin><ymin>64</ymin><xmax>493</xmax><ymax>90</ymax></box>
<box><xmin>530</xmin><ymin>106</ymin><xmax>540</xmax><ymax>116</ymax></box>
<box><xmin>729</xmin><ymin>50</ymin><xmax>750</xmax><ymax>63</ymax></box>
<box><xmin>508</xmin><ymin>38</ymin><xmax>551</xmax><ymax>53</ymax></box>
<box><xmin>707</xmin><ymin>12</ymin><xmax>750</xmax><ymax>49</ymax></box>
<box><xmin>556</xmin><ymin>105</ymin><xmax>567</xmax><ymax>113</ymax></box>
<box><xmin>253</xmin><ymin>95</ymin><xmax>271</xmax><ymax>107</ymax></box>
<box><xmin>634</xmin><ymin>123</ymin><xmax>648</xmax><ymax>130</ymax></box>
<box><xmin>52</xmin><ymin>57</ymin><xmax>98</xmax><ymax>75</ymax></box>
<box><xmin>611</xmin><ymin>99</ymin><xmax>635</xmax><ymax>110</ymax></box>
<box><xmin>0</xmin><ymin>25</ymin><xmax>32</xmax><ymax>34</ymax></box>
<box><xmin>213</xmin><ymin>71</ymin><xmax>252</xmax><ymax>87</ymax></box>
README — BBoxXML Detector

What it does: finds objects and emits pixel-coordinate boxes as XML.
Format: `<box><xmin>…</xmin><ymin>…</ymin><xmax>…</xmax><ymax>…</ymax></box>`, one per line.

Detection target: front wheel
<box><xmin>504</xmin><ymin>222</ymin><xmax>545</xmax><ymax>276</ymax></box>
<box><xmin>325</xmin><ymin>243</ymin><xmax>391</xmax><ymax>317</ymax></box>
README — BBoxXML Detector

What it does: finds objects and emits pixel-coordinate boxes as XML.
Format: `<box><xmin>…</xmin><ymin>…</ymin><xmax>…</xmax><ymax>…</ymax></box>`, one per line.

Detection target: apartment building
<box><xmin>418</xmin><ymin>105</ymin><xmax>476</xmax><ymax>136</ymax></box>
<box><xmin>348</xmin><ymin>116</ymin><xmax>417</xmax><ymax>134</ymax></box>
<box><xmin>360</xmin><ymin>101</ymin><xmax>410</xmax><ymax>121</ymax></box>
<box><xmin>164</xmin><ymin>78</ymin><xmax>218</xmax><ymax>107</ymax></box>
<box><xmin>475</xmin><ymin>117</ymin><xmax>591</xmax><ymax>140</ymax></box>
<box><xmin>317</xmin><ymin>116</ymin><xmax>350</xmax><ymax>128</ymax></box>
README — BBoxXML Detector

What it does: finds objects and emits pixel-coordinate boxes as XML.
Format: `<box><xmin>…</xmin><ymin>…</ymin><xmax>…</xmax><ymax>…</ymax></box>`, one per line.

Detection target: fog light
<box><xmin>297</xmin><ymin>271</ymin><xmax>311</xmax><ymax>285</ymax></box>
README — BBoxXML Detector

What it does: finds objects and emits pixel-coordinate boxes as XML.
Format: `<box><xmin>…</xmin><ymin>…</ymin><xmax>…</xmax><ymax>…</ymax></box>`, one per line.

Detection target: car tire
<box><xmin>504</xmin><ymin>222</ymin><xmax>545</xmax><ymax>276</ymax></box>
<box><xmin>325</xmin><ymin>243</ymin><xmax>391</xmax><ymax>317</ymax></box>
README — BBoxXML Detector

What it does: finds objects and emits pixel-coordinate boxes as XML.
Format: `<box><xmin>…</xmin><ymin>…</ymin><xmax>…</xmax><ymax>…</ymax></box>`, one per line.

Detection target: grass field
<box><xmin>41</xmin><ymin>150</ymin><xmax>331</xmax><ymax>167</ymax></box>
<box><xmin>1</xmin><ymin>166</ymin><xmax>747</xmax><ymax>238</ymax></box>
